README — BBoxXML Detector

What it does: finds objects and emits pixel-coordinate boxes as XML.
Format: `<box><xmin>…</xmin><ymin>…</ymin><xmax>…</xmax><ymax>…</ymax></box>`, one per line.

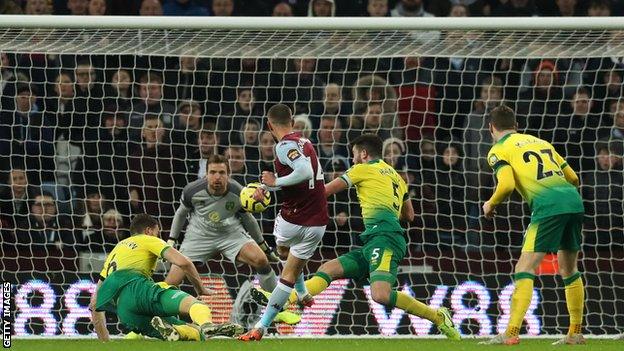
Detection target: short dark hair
<box><xmin>351</xmin><ymin>133</ymin><xmax>383</xmax><ymax>158</ymax></box>
<box><xmin>267</xmin><ymin>104</ymin><xmax>293</xmax><ymax>126</ymax></box>
<box><xmin>574</xmin><ymin>87</ymin><xmax>591</xmax><ymax>99</ymax></box>
<box><xmin>129</xmin><ymin>213</ymin><xmax>159</xmax><ymax>235</ymax></box>
<box><xmin>207</xmin><ymin>154</ymin><xmax>229</xmax><ymax>173</ymax></box>
<box><xmin>589</xmin><ymin>0</ymin><xmax>610</xmax><ymax>10</ymax></box>
<box><xmin>489</xmin><ymin>105</ymin><xmax>517</xmax><ymax>131</ymax></box>
<box><xmin>139</xmin><ymin>72</ymin><xmax>163</xmax><ymax>85</ymax></box>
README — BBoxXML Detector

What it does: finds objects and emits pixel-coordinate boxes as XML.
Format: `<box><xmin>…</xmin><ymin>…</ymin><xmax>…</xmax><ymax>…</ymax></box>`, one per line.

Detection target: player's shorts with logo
<box><xmin>96</xmin><ymin>270</ymin><xmax>190</xmax><ymax>339</ymax></box>
<box><xmin>522</xmin><ymin>212</ymin><xmax>584</xmax><ymax>253</ymax></box>
<box><xmin>338</xmin><ymin>223</ymin><xmax>406</xmax><ymax>285</ymax></box>
<box><xmin>273</xmin><ymin>213</ymin><xmax>326</xmax><ymax>260</ymax></box>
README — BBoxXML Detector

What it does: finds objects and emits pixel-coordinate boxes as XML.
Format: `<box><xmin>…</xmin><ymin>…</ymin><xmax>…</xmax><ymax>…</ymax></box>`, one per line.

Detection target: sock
<box><xmin>288</xmin><ymin>272</ymin><xmax>331</xmax><ymax>304</ymax></box>
<box><xmin>506</xmin><ymin>272</ymin><xmax>535</xmax><ymax>338</ymax></box>
<box><xmin>258</xmin><ymin>268</ymin><xmax>278</xmax><ymax>292</ymax></box>
<box><xmin>189</xmin><ymin>303</ymin><xmax>212</xmax><ymax>325</ymax></box>
<box><xmin>294</xmin><ymin>273</ymin><xmax>308</xmax><ymax>297</ymax></box>
<box><xmin>395</xmin><ymin>291</ymin><xmax>442</xmax><ymax>325</ymax></box>
<box><xmin>173</xmin><ymin>324</ymin><xmax>201</xmax><ymax>341</ymax></box>
<box><xmin>564</xmin><ymin>272</ymin><xmax>584</xmax><ymax>335</ymax></box>
<box><xmin>257</xmin><ymin>279</ymin><xmax>293</xmax><ymax>329</ymax></box>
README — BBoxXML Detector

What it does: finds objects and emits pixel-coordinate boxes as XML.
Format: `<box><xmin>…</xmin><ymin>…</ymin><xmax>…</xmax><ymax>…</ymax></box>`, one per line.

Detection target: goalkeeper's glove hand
<box><xmin>166</xmin><ymin>239</ymin><xmax>177</xmax><ymax>248</ymax></box>
<box><xmin>258</xmin><ymin>240</ymin><xmax>279</xmax><ymax>263</ymax></box>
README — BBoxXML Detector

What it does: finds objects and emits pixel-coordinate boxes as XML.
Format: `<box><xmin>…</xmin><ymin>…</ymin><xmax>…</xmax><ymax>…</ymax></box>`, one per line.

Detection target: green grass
<box><xmin>9</xmin><ymin>339</ymin><xmax>623</xmax><ymax>351</ymax></box>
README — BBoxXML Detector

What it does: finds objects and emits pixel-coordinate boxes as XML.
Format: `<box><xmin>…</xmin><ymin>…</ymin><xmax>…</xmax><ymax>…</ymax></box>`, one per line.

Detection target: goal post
<box><xmin>0</xmin><ymin>16</ymin><xmax>623</xmax><ymax>337</ymax></box>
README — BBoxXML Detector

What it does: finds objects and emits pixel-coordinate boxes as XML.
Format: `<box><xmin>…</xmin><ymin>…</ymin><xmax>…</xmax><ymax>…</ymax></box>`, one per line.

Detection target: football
<box><xmin>240</xmin><ymin>182</ymin><xmax>271</xmax><ymax>213</ymax></box>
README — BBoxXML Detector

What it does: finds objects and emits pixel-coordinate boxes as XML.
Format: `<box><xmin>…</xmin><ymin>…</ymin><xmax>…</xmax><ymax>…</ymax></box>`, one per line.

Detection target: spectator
<box><xmin>0</xmin><ymin>84</ymin><xmax>55</xmax><ymax>184</ymax></box>
<box><xmin>394</xmin><ymin>56</ymin><xmax>437</xmax><ymax>144</ymax></box>
<box><xmin>94</xmin><ymin>208</ymin><xmax>129</xmax><ymax>252</ymax></box>
<box><xmin>0</xmin><ymin>0</ymin><xmax>22</xmax><ymax>14</ymax></box>
<box><xmin>518</xmin><ymin>59</ymin><xmax>564</xmax><ymax>141</ymax></box>
<box><xmin>104</xmin><ymin>69</ymin><xmax>133</xmax><ymax>112</ymax></box>
<box><xmin>317</xmin><ymin>116</ymin><xmax>348</xmax><ymax>164</ymax></box>
<box><xmin>352</xmin><ymin>74</ymin><xmax>397</xmax><ymax>128</ymax></box>
<box><xmin>24</xmin><ymin>0</ymin><xmax>53</xmax><ymax>14</ymax></box>
<box><xmin>1</xmin><ymin>53</ymin><xmax>20</xmax><ymax>111</ymax></box>
<box><xmin>88</xmin><ymin>0</ymin><xmax>107</xmax><ymax>15</ymax></box>
<box><xmin>247</xmin><ymin>130</ymin><xmax>275</xmax><ymax>177</ymax></box>
<box><xmin>434</xmin><ymin>143</ymin><xmax>466</xmax><ymax>243</ymax></box>
<box><xmin>128</xmin><ymin>116</ymin><xmax>180</xmax><ymax>233</ymax></box>
<box><xmin>15</xmin><ymin>192</ymin><xmax>75</xmax><ymax>248</ymax></box>
<box><xmin>73</xmin><ymin>58</ymin><xmax>105</xmax><ymax>122</ymax></box>
<box><xmin>67</xmin><ymin>0</ymin><xmax>89</xmax><ymax>15</ymax></box>
<box><xmin>593</xmin><ymin>70</ymin><xmax>623</xmax><ymax>113</ymax></box>
<box><xmin>587</xmin><ymin>0</ymin><xmax>611</xmax><ymax>16</ymax></box>
<box><xmin>382</xmin><ymin>137</ymin><xmax>408</xmax><ymax>175</ymax></box>
<box><xmin>324</xmin><ymin>156</ymin><xmax>362</xmax><ymax>246</ymax></box>
<box><xmin>391</xmin><ymin>0</ymin><xmax>433</xmax><ymax>17</ymax></box>
<box><xmin>272</xmin><ymin>2</ymin><xmax>293</xmax><ymax>16</ymax></box>
<box><xmin>139</xmin><ymin>0</ymin><xmax>163</xmax><ymax>15</ymax></box>
<box><xmin>556</xmin><ymin>0</ymin><xmax>578</xmax><ymax>16</ymax></box>
<box><xmin>367</xmin><ymin>0</ymin><xmax>388</xmax><ymax>16</ymax></box>
<box><xmin>349</xmin><ymin>102</ymin><xmax>393</xmax><ymax>141</ymax></box>
<box><xmin>611</xmin><ymin>107</ymin><xmax>624</xmax><ymax>141</ymax></box>
<box><xmin>0</xmin><ymin>167</ymin><xmax>40</xmax><ymax>232</ymax></box>
<box><xmin>308</xmin><ymin>0</ymin><xmax>335</xmax><ymax>16</ymax></box>
<box><xmin>218</xmin><ymin>87</ymin><xmax>262</xmax><ymax>145</ymax></box>
<box><xmin>224</xmin><ymin>145</ymin><xmax>249</xmax><ymax>185</ymax></box>
<box><xmin>582</xmin><ymin>144</ymin><xmax>623</xmax><ymax>235</ymax></box>
<box><xmin>554</xmin><ymin>87</ymin><xmax>611</xmax><ymax>174</ymax></box>
<box><xmin>185</xmin><ymin>125</ymin><xmax>219</xmax><ymax>180</ymax></box>
<box><xmin>212</xmin><ymin>0</ymin><xmax>234</xmax><ymax>16</ymax></box>
<box><xmin>491</xmin><ymin>0</ymin><xmax>536</xmax><ymax>16</ymax></box>
<box><xmin>163</xmin><ymin>0</ymin><xmax>209</xmax><ymax>16</ymax></box>
<box><xmin>449</xmin><ymin>3</ymin><xmax>469</xmax><ymax>16</ymax></box>
<box><xmin>163</xmin><ymin>55</ymin><xmax>208</xmax><ymax>107</ymax></box>
<box><xmin>129</xmin><ymin>72</ymin><xmax>175</xmax><ymax>142</ymax></box>
<box><xmin>313</xmin><ymin>83</ymin><xmax>349</xmax><ymax>129</ymax></box>
<box><xmin>78</xmin><ymin>190</ymin><xmax>107</xmax><ymax>240</ymax></box>
<box><xmin>170</xmin><ymin>100</ymin><xmax>203</xmax><ymax>152</ymax></box>
<box><xmin>271</xmin><ymin>58</ymin><xmax>325</xmax><ymax>115</ymax></box>
<box><xmin>240</xmin><ymin>119</ymin><xmax>261</xmax><ymax>160</ymax></box>
<box><xmin>293</xmin><ymin>114</ymin><xmax>313</xmax><ymax>139</ymax></box>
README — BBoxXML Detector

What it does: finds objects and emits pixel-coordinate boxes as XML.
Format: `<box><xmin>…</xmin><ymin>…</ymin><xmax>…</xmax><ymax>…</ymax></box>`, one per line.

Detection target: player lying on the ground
<box><xmin>89</xmin><ymin>213</ymin><xmax>243</xmax><ymax>341</ymax></box>
<box><xmin>251</xmin><ymin>134</ymin><xmax>460</xmax><ymax>341</ymax></box>
<box><xmin>238</xmin><ymin>104</ymin><xmax>329</xmax><ymax>341</ymax></box>
<box><xmin>164</xmin><ymin>154</ymin><xmax>298</xmax><ymax>325</ymax></box>
<box><xmin>479</xmin><ymin>105</ymin><xmax>585</xmax><ymax>345</ymax></box>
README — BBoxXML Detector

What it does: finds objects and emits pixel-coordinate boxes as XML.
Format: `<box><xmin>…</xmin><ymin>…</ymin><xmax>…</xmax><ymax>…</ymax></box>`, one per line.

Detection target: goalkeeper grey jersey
<box><xmin>173</xmin><ymin>178</ymin><xmax>247</xmax><ymax>238</ymax></box>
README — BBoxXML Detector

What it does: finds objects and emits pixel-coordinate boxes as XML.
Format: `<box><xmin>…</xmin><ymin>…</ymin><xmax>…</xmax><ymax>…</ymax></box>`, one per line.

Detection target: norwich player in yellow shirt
<box><xmin>251</xmin><ymin>134</ymin><xmax>460</xmax><ymax>340</ymax></box>
<box><xmin>89</xmin><ymin>214</ymin><xmax>243</xmax><ymax>342</ymax></box>
<box><xmin>480</xmin><ymin>106</ymin><xmax>585</xmax><ymax>345</ymax></box>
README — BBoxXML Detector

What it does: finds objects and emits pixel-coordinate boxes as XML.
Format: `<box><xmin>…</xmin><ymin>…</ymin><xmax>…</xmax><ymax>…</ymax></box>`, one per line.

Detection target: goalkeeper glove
<box><xmin>258</xmin><ymin>240</ymin><xmax>279</xmax><ymax>263</ymax></box>
<box><xmin>166</xmin><ymin>239</ymin><xmax>177</xmax><ymax>248</ymax></box>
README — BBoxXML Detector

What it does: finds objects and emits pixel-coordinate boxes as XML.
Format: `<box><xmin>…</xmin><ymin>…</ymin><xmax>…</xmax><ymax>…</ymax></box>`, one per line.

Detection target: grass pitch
<box><xmin>9</xmin><ymin>338</ymin><xmax>623</xmax><ymax>351</ymax></box>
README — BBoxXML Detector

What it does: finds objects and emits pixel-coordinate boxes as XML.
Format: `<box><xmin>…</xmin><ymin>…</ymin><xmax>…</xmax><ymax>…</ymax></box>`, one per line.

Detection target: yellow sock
<box><xmin>506</xmin><ymin>272</ymin><xmax>535</xmax><ymax>338</ymax></box>
<box><xmin>395</xmin><ymin>291</ymin><xmax>442</xmax><ymax>325</ymax></box>
<box><xmin>564</xmin><ymin>272</ymin><xmax>584</xmax><ymax>335</ymax></box>
<box><xmin>189</xmin><ymin>303</ymin><xmax>212</xmax><ymax>325</ymax></box>
<box><xmin>173</xmin><ymin>324</ymin><xmax>201</xmax><ymax>341</ymax></box>
<box><xmin>288</xmin><ymin>274</ymin><xmax>330</xmax><ymax>304</ymax></box>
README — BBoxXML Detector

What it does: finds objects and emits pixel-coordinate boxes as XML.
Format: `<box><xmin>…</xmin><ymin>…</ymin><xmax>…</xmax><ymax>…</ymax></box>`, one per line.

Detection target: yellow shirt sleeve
<box><xmin>487</xmin><ymin>145</ymin><xmax>510</xmax><ymax>174</ymax></box>
<box><xmin>142</xmin><ymin>235</ymin><xmax>170</xmax><ymax>258</ymax></box>
<box><xmin>489</xmin><ymin>166</ymin><xmax>516</xmax><ymax>205</ymax></box>
<box><xmin>341</xmin><ymin>164</ymin><xmax>365</xmax><ymax>187</ymax></box>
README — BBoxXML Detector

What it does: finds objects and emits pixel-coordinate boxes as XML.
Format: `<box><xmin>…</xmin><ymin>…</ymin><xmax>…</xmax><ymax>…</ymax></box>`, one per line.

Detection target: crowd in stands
<box><xmin>0</xmin><ymin>0</ymin><xmax>623</xmax><ymax>267</ymax></box>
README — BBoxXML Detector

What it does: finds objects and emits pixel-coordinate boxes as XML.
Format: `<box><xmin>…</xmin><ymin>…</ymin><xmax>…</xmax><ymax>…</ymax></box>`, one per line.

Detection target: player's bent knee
<box><xmin>559</xmin><ymin>267</ymin><xmax>577</xmax><ymax>278</ymax></box>
<box><xmin>277</xmin><ymin>246</ymin><xmax>289</xmax><ymax>260</ymax></box>
<box><xmin>252</xmin><ymin>255</ymin><xmax>270</xmax><ymax>270</ymax></box>
<box><xmin>371</xmin><ymin>289</ymin><xmax>391</xmax><ymax>305</ymax></box>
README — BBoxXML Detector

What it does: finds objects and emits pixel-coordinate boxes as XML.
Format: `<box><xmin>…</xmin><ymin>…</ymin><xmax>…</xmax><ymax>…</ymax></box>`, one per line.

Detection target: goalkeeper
<box><xmin>164</xmin><ymin>154</ymin><xmax>299</xmax><ymax>325</ymax></box>
<box><xmin>252</xmin><ymin>134</ymin><xmax>460</xmax><ymax>340</ymax></box>
<box><xmin>90</xmin><ymin>213</ymin><xmax>243</xmax><ymax>341</ymax></box>
<box><xmin>480</xmin><ymin>105</ymin><xmax>585</xmax><ymax>345</ymax></box>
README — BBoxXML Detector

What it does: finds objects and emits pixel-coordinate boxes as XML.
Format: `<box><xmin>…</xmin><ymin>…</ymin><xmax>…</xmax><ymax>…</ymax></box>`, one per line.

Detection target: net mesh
<box><xmin>0</xmin><ymin>26</ymin><xmax>623</xmax><ymax>337</ymax></box>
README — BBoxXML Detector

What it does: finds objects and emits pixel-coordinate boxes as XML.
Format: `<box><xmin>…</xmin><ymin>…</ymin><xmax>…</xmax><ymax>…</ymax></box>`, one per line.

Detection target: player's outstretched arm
<box><xmin>167</xmin><ymin>205</ymin><xmax>191</xmax><ymax>246</ymax></box>
<box><xmin>89</xmin><ymin>280</ymin><xmax>110</xmax><ymax>341</ymax></box>
<box><xmin>325</xmin><ymin>177</ymin><xmax>348</xmax><ymax>197</ymax></box>
<box><xmin>400</xmin><ymin>198</ymin><xmax>415</xmax><ymax>222</ymax></box>
<box><xmin>483</xmin><ymin>166</ymin><xmax>515</xmax><ymax>219</ymax></box>
<box><xmin>163</xmin><ymin>247</ymin><xmax>212</xmax><ymax>296</ymax></box>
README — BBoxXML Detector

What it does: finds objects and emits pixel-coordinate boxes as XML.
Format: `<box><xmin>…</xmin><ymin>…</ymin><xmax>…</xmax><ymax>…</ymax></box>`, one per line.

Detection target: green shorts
<box><xmin>522</xmin><ymin>212</ymin><xmax>584</xmax><ymax>253</ymax></box>
<box><xmin>116</xmin><ymin>277</ymin><xmax>190</xmax><ymax>339</ymax></box>
<box><xmin>338</xmin><ymin>233</ymin><xmax>406</xmax><ymax>285</ymax></box>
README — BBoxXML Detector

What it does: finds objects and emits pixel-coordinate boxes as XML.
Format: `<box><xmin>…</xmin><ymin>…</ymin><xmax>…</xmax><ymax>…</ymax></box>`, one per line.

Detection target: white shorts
<box><xmin>179</xmin><ymin>231</ymin><xmax>255</xmax><ymax>264</ymax></box>
<box><xmin>273</xmin><ymin>214</ymin><xmax>326</xmax><ymax>260</ymax></box>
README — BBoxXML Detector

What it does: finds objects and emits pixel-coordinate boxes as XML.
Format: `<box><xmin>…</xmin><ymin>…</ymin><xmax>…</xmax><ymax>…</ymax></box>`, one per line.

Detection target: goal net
<box><xmin>1</xmin><ymin>16</ymin><xmax>623</xmax><ymax>337</ymax></box>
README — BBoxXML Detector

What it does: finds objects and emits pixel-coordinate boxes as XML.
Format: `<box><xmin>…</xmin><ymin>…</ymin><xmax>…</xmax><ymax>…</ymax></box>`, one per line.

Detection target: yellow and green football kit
<box><xmin>487</xmin><ymin>133</ymin><xmax>584</xmax><ymax>253</ymax></box>
<box><xmin>337</xmin><ymin>159</ymin><xmax>409</xmax><ymax>284</ymax></box>
<box><xmin>95</xmin><ymin>234</ymin><xmax>190</xmax><ymax>339</ymax></box>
